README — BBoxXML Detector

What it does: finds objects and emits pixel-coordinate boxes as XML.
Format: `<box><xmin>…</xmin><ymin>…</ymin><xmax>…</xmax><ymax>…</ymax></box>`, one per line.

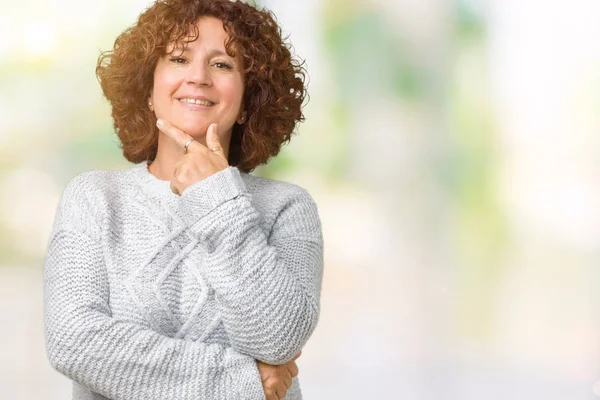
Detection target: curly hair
<box><xmin>96</xmin><ymin>0</ymin><xmax>307</xmax><ymax>172</ymax></box>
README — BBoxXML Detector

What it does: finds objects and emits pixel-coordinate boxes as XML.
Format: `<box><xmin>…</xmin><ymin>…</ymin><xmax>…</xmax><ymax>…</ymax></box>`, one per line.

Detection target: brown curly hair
<box><xmin>96</xmin><ymin>0</ymin><xmax>307</xmax><ymax>172</ymax></box>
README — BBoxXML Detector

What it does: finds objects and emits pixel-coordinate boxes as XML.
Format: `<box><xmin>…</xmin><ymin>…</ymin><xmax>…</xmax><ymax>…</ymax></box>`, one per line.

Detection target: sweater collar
<box><xmin>130</xmin><ymin>160</ymin><xmax>179</xmax><ymax>200</ymax></box>
<box><xmin>129</xmin><ymin>160</ymin><xmax>252</xmax><ymax>200</ymax></box>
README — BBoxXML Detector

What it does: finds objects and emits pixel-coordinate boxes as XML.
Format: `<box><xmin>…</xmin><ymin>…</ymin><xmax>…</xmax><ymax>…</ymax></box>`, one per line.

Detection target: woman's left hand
<box><xmin>256</xmin><ymin>351</ymin><xmax>302</xmax><ymax>400</ymax></box>
<box><xmin>156</xmin><ymin>118</ymin><xmax>229</xmax><ymax>196</ymax></box>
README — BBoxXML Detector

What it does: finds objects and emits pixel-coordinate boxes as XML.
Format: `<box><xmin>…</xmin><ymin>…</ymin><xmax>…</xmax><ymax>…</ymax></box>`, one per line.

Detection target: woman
<box><xmin>43</xmin><ymin>0</ymin><xmax>323</xmax><ymax>399</ymax></box>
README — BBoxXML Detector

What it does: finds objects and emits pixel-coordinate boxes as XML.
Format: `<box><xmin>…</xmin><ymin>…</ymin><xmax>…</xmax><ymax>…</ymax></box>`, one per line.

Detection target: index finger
<box><xmin>156</xmin><ymin>118</ymin><xmax>198</xmax><ymax>151</ymax></box>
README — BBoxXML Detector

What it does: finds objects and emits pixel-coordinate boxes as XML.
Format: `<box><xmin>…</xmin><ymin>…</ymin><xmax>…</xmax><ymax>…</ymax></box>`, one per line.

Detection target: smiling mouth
<box><xmin>179</xmin><ymin>98</ymin><xmax>215</xmax><ymax>107</ymax></box>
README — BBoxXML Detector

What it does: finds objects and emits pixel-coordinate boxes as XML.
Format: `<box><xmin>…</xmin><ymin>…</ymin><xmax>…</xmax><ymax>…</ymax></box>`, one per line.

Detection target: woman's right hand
<box><xmin>257</xmin><ymin>351</ymin><xmax>302</xmax><ymax>400</ymax></box>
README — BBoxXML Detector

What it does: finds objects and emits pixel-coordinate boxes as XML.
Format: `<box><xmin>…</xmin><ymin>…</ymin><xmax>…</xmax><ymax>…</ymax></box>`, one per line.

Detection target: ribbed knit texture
<box><xmin>43</xmin><ymin>161</ymin><xmax>324</xmax><ymax>400</ymax></box>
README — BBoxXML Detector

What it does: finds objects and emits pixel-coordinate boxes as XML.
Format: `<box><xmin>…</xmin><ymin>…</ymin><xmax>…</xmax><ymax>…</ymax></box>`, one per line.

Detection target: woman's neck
<box><xmin>148</xmin><ymin>131</ymin><xmax>231</xmax><ymax>181</ymax></box>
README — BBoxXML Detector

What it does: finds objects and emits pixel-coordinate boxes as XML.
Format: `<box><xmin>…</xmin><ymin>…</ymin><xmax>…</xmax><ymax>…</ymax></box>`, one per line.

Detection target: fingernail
<box><xmin>157</xmin><ymin>119</ymin><xmax>164</xmax><ymax>126</ymax></box>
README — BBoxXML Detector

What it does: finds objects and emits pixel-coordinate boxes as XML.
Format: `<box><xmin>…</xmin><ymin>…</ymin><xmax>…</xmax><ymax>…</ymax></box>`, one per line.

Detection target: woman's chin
<box><xmin>187</xmin><ymin>130</ymin><xmax>208</xmax><ymax>139</ymax></box>
<box><xmin>180</xmin><ymin>124</ymin><xmax>209</xmax><ymax>138</ymax></box>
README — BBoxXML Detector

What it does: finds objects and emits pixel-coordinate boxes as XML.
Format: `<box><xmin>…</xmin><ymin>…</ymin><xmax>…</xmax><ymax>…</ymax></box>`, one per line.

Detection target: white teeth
<box><xmin>180</xmin><ymin>98</ymin><xmax>213</xmax><ymax>106</ymax></box>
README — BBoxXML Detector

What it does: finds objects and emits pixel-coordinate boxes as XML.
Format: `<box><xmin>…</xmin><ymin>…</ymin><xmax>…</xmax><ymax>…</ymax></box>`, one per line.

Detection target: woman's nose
<box><xmin>186</xmin><ymin>62</ymin><xmax>212</xmax><ymax>86</ymax></box>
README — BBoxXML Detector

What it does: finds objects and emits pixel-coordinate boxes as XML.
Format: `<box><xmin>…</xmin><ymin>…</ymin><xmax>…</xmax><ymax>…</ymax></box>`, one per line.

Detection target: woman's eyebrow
<box><xmin>168</xmin><ymin>44</ymin><xmax>233</xmax><ymax>59</ymax></box>
<box><xmin>168</xmin><ymin>45</ymin><xmax>188</xmax><ymax>55</ymax></box>
<box><xmin>207</xmin><ymin>49</ymin><xmax>233</xmax><ymax>58</ymax></box>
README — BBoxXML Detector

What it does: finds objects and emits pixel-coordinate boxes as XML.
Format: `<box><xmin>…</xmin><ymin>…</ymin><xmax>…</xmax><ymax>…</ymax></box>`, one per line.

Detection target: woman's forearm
<box><xmin>44</xmin><ymin>228</ymin><xmax>265</xmax><ymax>400</ymax></box>
<box><xmin>176</xmin><ymin>168</ymin><xmax>324</xmax><ymax>365</ymax></box>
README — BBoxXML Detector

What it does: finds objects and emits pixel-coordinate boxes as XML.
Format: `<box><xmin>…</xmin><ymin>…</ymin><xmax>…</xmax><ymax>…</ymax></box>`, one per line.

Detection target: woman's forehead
<box><xmin>166</xmin><ymin>17</ymin><xmax>231</xmax><ymax>52</ymax></box>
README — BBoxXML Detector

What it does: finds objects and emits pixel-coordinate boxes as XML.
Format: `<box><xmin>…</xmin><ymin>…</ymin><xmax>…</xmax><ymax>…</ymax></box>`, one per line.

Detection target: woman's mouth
<box><xmin>178</xmin><ymin>98</ymin><xmax>215</xmax><ymax>107</ymax></box>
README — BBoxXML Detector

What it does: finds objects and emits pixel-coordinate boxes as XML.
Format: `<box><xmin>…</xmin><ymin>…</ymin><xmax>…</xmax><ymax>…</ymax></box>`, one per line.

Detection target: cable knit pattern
<box><xmin>43</xmin><ymin>161</ymin><xmax>324</xmax><ymax>400</ymax></box>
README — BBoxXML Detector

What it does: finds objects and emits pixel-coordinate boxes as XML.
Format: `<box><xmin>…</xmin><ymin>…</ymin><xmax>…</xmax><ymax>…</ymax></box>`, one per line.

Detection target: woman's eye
<box><xmin>214</xmin><ymin>62</ymin><xmax>232</xmax><ymax>69</ymax></box>
<box><xmin>169</xmin><ymin>57</ymin><xmax>187</xmax><ymax>64</ymax></box>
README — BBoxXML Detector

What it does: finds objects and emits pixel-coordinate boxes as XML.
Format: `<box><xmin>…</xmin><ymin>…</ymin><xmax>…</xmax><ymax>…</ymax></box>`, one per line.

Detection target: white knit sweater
<box><xmin>43</xmin><ymin>161</ymin><xmax>324</xmax><ymax>400</ymax></box>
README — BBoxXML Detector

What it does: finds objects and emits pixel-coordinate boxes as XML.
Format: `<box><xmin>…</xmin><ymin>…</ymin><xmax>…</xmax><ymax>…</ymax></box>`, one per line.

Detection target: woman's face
<box><xmin>150</xmin><ymin>16</ymin><xmax>245</xmax><ymax>143</ymax></box>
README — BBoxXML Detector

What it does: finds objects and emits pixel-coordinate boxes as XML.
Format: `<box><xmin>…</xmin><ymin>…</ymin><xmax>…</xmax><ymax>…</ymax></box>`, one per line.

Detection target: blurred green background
<box><xmin>1</xmin><ymin>0</ymin><xmax>600</xmax><ymax>398</ymax></box>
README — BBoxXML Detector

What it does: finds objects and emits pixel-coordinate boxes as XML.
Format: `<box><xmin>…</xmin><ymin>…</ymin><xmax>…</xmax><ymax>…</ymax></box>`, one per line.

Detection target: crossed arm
<box><xmin>176</xmin><ymin>167</ymin><xmax>323</xmax><ymax>364</ymax></box>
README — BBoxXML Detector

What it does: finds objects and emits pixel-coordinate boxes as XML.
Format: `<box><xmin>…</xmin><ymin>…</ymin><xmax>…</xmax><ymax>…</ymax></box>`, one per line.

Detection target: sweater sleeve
<box><xmin>177</xmin><ymin>167</ymin><xmax>324</xmax><ymax>365</ymax></box>
<box><xmin>44</xmin><ymin>174</ymin><xmax>266</xmax><ymax>400</ymax></box>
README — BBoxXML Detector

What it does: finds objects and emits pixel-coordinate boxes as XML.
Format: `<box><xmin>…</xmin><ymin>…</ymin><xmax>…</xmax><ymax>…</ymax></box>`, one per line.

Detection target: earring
<box><xmin>148</xmin><ymin>100</ymin><xmax>154</xmax><ymax>111</ymax></box>
<box><xmin>237</xmin><ymin>114</ymin><xmax>246</xmax><ymax>124</ymax></box>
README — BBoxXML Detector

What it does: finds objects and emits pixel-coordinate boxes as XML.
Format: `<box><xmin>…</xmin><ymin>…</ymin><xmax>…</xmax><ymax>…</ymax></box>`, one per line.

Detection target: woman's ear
<box><xmin>237</xmin><ymin>110</ymin><xmax>247</xmax><ymax>125</ymax></box>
